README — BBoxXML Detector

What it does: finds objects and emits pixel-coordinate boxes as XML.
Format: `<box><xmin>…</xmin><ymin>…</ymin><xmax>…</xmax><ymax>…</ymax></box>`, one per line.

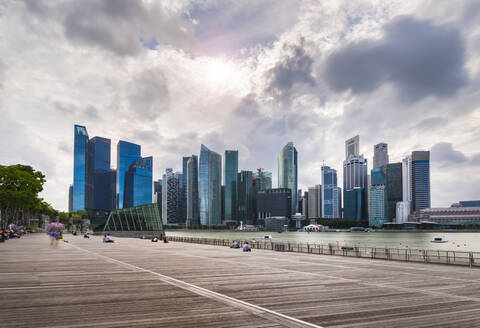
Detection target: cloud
<box><xmin>266</xmin><ymin>39</ymin><xmax>316</xmax><ymax>95</ymax></box>
<box><xmin>127</xmin><ymin>69</ymin><xmax>170</xmax><ymax>121</ymax></box>
<box><xmin>431</xmin><ymin>142</ymin><xmax>467</xmax><ymax>166</ymax></box>
<box><xmin>324</xmin><ymin>16</ymin><xmax>468</xmax><ymax>102</ymax></box>
<box><xmin>24</xmin><ymin>0</ymin><xmax>195</xmax><ymax>56</ymax></box>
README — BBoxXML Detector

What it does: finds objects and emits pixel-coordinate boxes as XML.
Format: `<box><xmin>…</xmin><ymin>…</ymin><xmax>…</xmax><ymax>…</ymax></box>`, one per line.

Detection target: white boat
<box><xmin>431</xmin><ymin>236</ymin><xmax>448</xmax><ymax>243</ymax></box>
<box><xmin>263</xmin><ymin>235</ymin><xmax>272</xmax><ymax>239</ymax></box>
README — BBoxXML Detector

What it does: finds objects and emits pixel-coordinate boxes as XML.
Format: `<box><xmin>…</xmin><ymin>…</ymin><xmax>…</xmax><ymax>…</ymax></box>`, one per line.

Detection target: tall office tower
<box><xmin>343</xmin><ymin>136</ymin><xmax>368</xmax><ymax>221</ymax></box>
<box><xmin>199</xmin><ymin>144</ymin><xmax>222</xmax><ymax>226</ymax></box>
<box><xmin>123</xmin><ymin>156</ymin><xmax>153</xmax><ymax>208</ymax></box>
<box><xmin>373</xmin><ymin>143</ymin><xmax>389</xmax><ymax>169</ymax></box>
<box><xmin>278</xmin><ymin>142</ymin><xmax>298</xmax><ymax>215</ymax></box>
<box><xmin>307</xmin><ymin>185</ymin><xmax>321</xmax><ymax>219</ymax></box>
<box><xmin>337</xmin><ymin>187</ymin><xmax>342</xmax><ymax>218</ymax></box>
<box><xmin>154</xmin><ymin>179</ymin><xmax>162</xmax><ymax>207</ymax></box>
<box><xmin>396</xmin><ymin>155</ymin><xmax>412</xmax><ymax>223</ymax></box>
<box><xmin>174</xmin><ymin>172</ymin><xmax>184</xmax><ymax>223</ymax></box>
<box><xmin>322</xmin><ymin>166</ymin><xmax>340</xmax><ymax>218</ymax></box>
<box><xmin>345</xmin><ymin>135</ymin><xmax>359</xmax><ymax>158</ymax></box>
<box><xmin>412</xmin><ymin>151</ymin><xmax>431</xmax><ymax>212</ymax></box>
<box><xmin>369</xmin><ymin>166</ymin><xmax>386</xmax><ymax>227</ymax></box>
<box><xmin>297</xmin><ymin>189</ymin><xmax>303</xmax><ymax>214</ymax></box>
<box><xmin>73</xmin><ymin>124</ymin><xmax>91</xmax><ymax>211</ymax></box>
<box><xmin>162</xmin><ymin>168</ymin><xmax>180</xmax><ymax>225</ymax></box>
<box><xmin>68</xmin><ymin>185</ymin><xmax>73</xmax><ymax>212</ymax></box>
<box><xmin>89</xmin><ymin>137</ymin><xmax>116</xmax><ymax>210</ymax></box>
<box><xmin>254</xmin><ymin>168</ymin><xmax>272</xmax><ymax>190</ymax></box>
<box><xmin>256</xmin><ymin>188</ymin><xmax>292</xmax><ymax>220</ymax></box>
<box><xmin>367</xmin><ymin>173</ymin><xmax>371</xmax><ymax>219</ymax></box>
<box><xmin>237</xmin><ymin>171</ymin><xmax>255</xmax><ymax>225</ymax></box>
<box><xmin>224</xmin><ymin>150</ymin><xmax>238</xmax><ymax>222</ymax></box>
<box><xmin>186</xmin><ymin>155</ymin><xmax>200</xmax><ymax>227</ymax></box>
<box><xmin>181</xmin><ymin>156</ymin><xmax>191</xmax><ymax>222</ymax></box>
<box><xmin>385</xmin><ymin>163</ymin><xmax>402</xmax><ymax>219</ymax></box>
<box><xmin>116</xmin><ymin>140</ymin><xmax>141</xmax><ymax>209</ymax></box>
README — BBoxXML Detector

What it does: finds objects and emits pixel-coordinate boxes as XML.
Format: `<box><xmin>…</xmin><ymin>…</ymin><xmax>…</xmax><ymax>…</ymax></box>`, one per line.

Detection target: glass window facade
<box><xmin>386</xmin><ymin>163</ymin><xmax>402</xmax><ymax>219</ymax></box>
<box><xmin>344</xmin><ymin>188</ymin><xmax>364</xmax><ymax>221</ymax></box>
<box><xmin>116</xmin><ymin>141</ymin><xmax>141</xmax><ymax>209</ymax></box>
<box><xmin>224</xmin><ymin>150</ymin><xmax>238</xmax><ymax>222</ymax></box>
<box><xmin>412</xmin><ymin>151</ymin><xmax>431</xmax><ymax>212</ymax></box>
<box><xmin>322</xmin><ymin>166</ymin><xmax>339</xmax><ymax>218</ymax></box>
<box><xmin>187</xmin><ymin>155</ymin><xmax>200</xmax><ymax>226</ymax></box>
<box><xmin>278</xmin><ymin>142</ymin><xmax>298</xmax><ymax>215</ymax></box>
<box><xmin>124</xmin><ymin>156</ymin><xmax>153</xmax><ymax>208</ymax></box>
<box><xmin>237</xmin><ymin>171</ymin><xmax>255</xmax><ymax>225</ymax></box>
<box><xmin>199</xmin><ymin>145</ymin><xmax>222</xmax><ymax>226</ymax></box>
<box><xmin>73</xmin><ymin>125</ymin><xmax>89</xmax><ymax>212</ymax></box>
<box><xmin>103</xmin><ymin>203</ymin><xmax>163</xmax><ymax>233</ymax></box>
<box><xmin>89</xmin><ymin>137</ymin><xmax>115</xmax><ymax>210</ymax></box>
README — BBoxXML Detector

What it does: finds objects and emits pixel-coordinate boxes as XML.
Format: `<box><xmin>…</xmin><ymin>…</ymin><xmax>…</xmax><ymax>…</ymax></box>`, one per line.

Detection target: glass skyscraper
<box><xmin>278</xmin><ymin>142</ymin><xmax>298</xmax><ymax>216</ymax></box>
<box><xmin>187</xmin><ymin>155</ymin><xmax>200</xmax><ymax>226</ymax></box>
<box><xmin>162</xmin><ymin>168</ymin><xmax>180</xmax><ymax>225</ymax></box>
<box><xmin>224</xmin><ymin>150</ymin><xmax>238</xmax><ymax>222</ymax></box>
<box><xmin>237</xmin><ymin>170</ymin><xmax>255</xmax><ymax>225</ymax></box>
<box><xmin>412</xmin><ymin>151</ymin><xmax>431</xmax><ymax>212</ymax></box>
<box><xmin>369</xmin><ymin>167</ymin><xmax>386</xmax><ymax>227</ymax></box>
<box><xmin>199</xmin><ymin>145</ymin><xmax>222</xmax><ymax>226</ymax></box>
<box><xmin>117</xmin><ymin>141</ymin><xmax>141</xmax><ymax>209</ymax></box>
<box><xmin>73</xmin><ymin>125</ymin><xmax>90</xmax><ymax>211</ymax></box>
<box><xmin>89</xmin><ymin>137</ymin><xmax>116</xmax><ymax>210</ymax></box>
<box><xmin>181</xmin><ymin>156</ymin><xmax>191</xmax><ymax>222</ymax></box>
<box><xmin>124</xmin><ymin>156</ymin><xmax>153</xmax><ymax>208</ymax></box>
<box><xmin>373</xmin><ymin>143</ymin><xmax>389</xmax><ymax>169</ymax></box>
<box><xmin>322</xmin><ymin>166</ymin><xmax>340</xmax><ymax>218</ymax></box>
<box><xmin>254</xmin><ymin>168</ymin><xmax>272</xmax><ymax>191</ymax></box>
<box><xmin>385</xmin><ymin>163</ymin><xmax>402</xmax><ymax>219</ymax></box>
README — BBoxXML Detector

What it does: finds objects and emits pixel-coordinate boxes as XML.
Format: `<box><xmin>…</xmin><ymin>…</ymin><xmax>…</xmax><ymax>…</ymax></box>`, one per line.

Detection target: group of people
<box><xmin>0</xmin><ymin>226</ymin><xmax>24</xmax><ymax>243</ymax></box>
<box><xmin>230</xmin><ymin>241</ymin><xmax>251</xmax><ymax>252</ymax></box>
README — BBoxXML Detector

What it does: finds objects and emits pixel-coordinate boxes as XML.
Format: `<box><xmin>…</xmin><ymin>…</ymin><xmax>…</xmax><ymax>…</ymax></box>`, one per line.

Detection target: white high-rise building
<box><xmin>396</xmin><ymin>155</ymin><xmax>412</xmax><ymax>223</ymax></box>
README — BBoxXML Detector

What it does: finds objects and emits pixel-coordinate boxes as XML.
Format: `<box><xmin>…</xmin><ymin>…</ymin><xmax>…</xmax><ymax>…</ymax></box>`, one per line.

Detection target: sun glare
<box><xmin>201</xmin><ymin>58</ymin><xmax>249</xmax><ymax>93</ymax></box>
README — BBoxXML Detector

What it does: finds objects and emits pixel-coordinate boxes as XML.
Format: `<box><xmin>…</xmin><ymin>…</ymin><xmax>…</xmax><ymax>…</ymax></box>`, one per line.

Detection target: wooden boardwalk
<box><xmin>2</xmin><ymin>234</ymin><xmax>480</xmax><ymax>328</ymax></box>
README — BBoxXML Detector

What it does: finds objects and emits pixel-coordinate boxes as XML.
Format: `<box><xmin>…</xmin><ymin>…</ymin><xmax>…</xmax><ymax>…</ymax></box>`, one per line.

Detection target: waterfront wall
<box><xmin>167</xmin><ymin>235</ymin><xmax>480</xmax><ymax>268</ymax></box>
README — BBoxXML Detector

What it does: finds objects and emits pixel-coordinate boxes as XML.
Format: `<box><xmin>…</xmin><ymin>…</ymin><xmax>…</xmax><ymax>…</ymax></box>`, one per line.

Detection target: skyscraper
<box><xmin>224</xmin><ymin>150</ymin><xmax>238</xmax><ymax>222</ymax></box>
<box><xmin>181</xmin><ymin>156</ymin><xmax>191</xmax><ymax>222</ymax></box>
<box><xmin>68</xmin><ymin>184</ymin><xmax>73</xmax><ymax>212</ymax></box>
<box><xmin>162</xmin><ymin>168</ymin><xmax>180</xmax><ymax>225</ymax></box>
<box><xmin>343</xmin><ymin>136</ymin><xmax>368</xmax><ymax>221</ymax></box>
<box><xmin>307</xmin><ymin>185</ymin><xmax>321</xmax><ymax>219</ymax></box>
<box><xmin>123</xmin><ymin>156</ymin><xmax>153</xmax><ymax>208</ymax></box>
<box><xmin>89</xmin><ymin>137</ymin><xmax>116</xmax><ymax>210</ymax></box>
<box><xmin>396</xmin><ymin>155</ymin><xmax>412</xmax><ymax>223</ymax></box>
<box><xmin>154</xmin><ymin>179</ymin><xmax>162</xmax><ymax>206</ymax></box>
<box><xmin>237</xmin><ymin>170</ymin><xmax>255</xmax><ymax>225</ymax></box>
<box><xmin>345</xmin><ymin>135</ymin><xmax>359</xmax><ymax>158</ymax></box>
<box><xmin>369</xmin><ymin>166</ymin><xmax>386</xmax><ymax>227</ymax></box>
<box><xmin>412</xmin><ymin>151</ymin><xmax>431</xmax><ymax>212</ymax></box>
<box><xmin>116</xmin><ymin>141</ymin><xmax>141</xmax><ymax>209</ymax></box>
<box><xmin>385</xmin><ymin>163</ymin><xmax>402</xmax><ymax>219</ymax></box>
<box><xmin>373</xmin><ymin>143</ymin><xmax>389</xmax><ymax>169</ymax></box>
<box><xmin>254</xmin><ymin>168</ymin><xmax>272</xmax><ymax>190</ymax></box>
<box><xmin>322</xmin><ymin>166</ymin><xmax>340</xmax><ymax>218</ymax></box>
<box><xmin>187</xmin><ymin>155</ymin><xmax>200</xmax><ymax>227</ymax></box>
<box><xmin>73</xmin><ymin>124</ymin><xmax>90</xmax><ymax>211</ymax></box>
<box><xmin>199</xmin><ymin>144</ymin><xmax>222</xmax><ymax>226</ymax></box>
<box><xmin>278</xmin><ymin>142</ymin><xmax>298</xmax><ymax>216</ymax></box>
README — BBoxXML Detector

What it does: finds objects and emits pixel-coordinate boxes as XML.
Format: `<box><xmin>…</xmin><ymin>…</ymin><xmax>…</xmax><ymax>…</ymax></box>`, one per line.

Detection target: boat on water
<box><xmin>264</xmin><ymin>235</ymin><xmax>272</xmax><ymax>239</ymax></box>
<box><xmin>431</xmin><ymin>236</ymin><xmax>448</xmax><ymax>243</ymax></box>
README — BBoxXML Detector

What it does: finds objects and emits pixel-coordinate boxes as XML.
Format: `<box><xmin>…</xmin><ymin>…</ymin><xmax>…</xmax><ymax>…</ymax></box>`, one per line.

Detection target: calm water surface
<box><xmin>166</xmin><ymin>230</ymin><xmax>480</xmax><ymax>252</ymax></box>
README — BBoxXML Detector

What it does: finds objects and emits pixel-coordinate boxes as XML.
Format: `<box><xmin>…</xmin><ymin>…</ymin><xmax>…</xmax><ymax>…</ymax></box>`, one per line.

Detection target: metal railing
<box><xmin>166</xmin><ymin>236</ymin><xmax>480</xmax><ymax>268</ymax></box>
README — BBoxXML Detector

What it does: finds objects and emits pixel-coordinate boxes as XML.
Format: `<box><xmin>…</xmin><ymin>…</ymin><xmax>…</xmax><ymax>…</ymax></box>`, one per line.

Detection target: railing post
<box><xmin>470</xmin><ymin>252</ymin><xmax>474</xmax><ymax>268</ymax></box>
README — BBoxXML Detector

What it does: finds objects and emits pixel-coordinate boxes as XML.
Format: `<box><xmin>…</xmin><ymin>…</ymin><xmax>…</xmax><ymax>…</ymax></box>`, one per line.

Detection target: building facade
<box><xmin>344</xmin><ymin>188</ymin><xmax>364</xmax><ymax>221</ymax></box>
<box><xmin>89</xmin><ymin>137</ymin><xmax>116</xmax><ymax>210</ymax></box>
<box><xmin>256</xmin><ymin>188</ymin><xmax>292</xmax><ymax>220</ymax></box>
<box><xmin>385</xmin><ymin>163</ymin><xmax>402</xmax><ymax>220</ymax></box>
<box><xmin>322</xmin><ymin>166</ymin><xmax>340</xmax><ymax>218</ymax></box>
<box><xmin>224</xmin><ymin>150</ymin><xmax>238</xmax><ymax>222</ymax></box>
<box><xmin>307</xmin><ymin>185</ymin><xmax>321</xmax><ymax>219</ymax></box>
<box><xmin>254</xmin><ymin>168</ymin><xmax>272</xmax><ymax>190</ymax></box>
<box><xmin>278</xmin><ymin>142</ymin><xmax>298</xmax><ymax>215</ymax></box>
<box><xmin>199</xmin><ymin>145</ymin><xmax>222</xmax><ymax>226</ymax></box>
<box><xmin>187</xmin><ymin>155</ymin><xmax>200</xmax><ymax>227</ymax></box>
<box><xmin>180</xmin><ymin>156</ymin><xmax>190</xmax><ymax>223</ymax></box>
<box><xmin>373</xmin><ymin>143</ymin><xmax>389</xmax><ymax>169</ymax></box>
<box><xmin>124</xmin><ymin>156</ymin><xmax>153</xmax><ymax>208</ymax></box>
<box><xmin>412</xmin><ymin>151</ymin><xmax>431</xmax><ymax>212</ymax></box>
<box><xmin>237</xmin><ymin>171</ymin><xmax>255</xmax><ymax>225</ymax></box>
<box><xmin>154</xmin><ymin>179</ymin><xmax>162</xmax><ymax>207</ymax></box>
<box><xmin>73</xmin><ymin>124</ymin><xmax>90</xmax><ymax>211</ymax></box>
<box><xmin>116</xmin><ymin>140</ymin><xmax>141</xmax><ymax>209</ymax></box>
<box><xmin>162</xmin><ymin>168</ymin><xmax>179</xmax><ymax>225</ymax></box>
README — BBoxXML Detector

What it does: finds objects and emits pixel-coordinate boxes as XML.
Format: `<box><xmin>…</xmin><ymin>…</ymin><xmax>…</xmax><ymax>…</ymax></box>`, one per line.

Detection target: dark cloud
<box><xmin>324</xmin><ymin>16</ymin><xmax>468</xmax><ymax>102</ymax></box>
<box><xmin>431</xmin><ymin>142</ymin><xmax>467</xmax><ymax>166</ymax></box>
<box><xmin>25</xmin><ymin>0</ymin><xmax>195</xmax><ymax>56</ymax></box>
<box><xmin>234</xmin><ymin>94</ymin><xmax>260</xmax><ymax>117</ymax></box>
<box><xmin>127</xmin><ymin>69</ymin><xmax>169</xmax><ymax>120</ymax></box>
<box><xmin>266</xmin><ymin>39</ymin><xmax>316</xmax><ymax>95</ymax></box>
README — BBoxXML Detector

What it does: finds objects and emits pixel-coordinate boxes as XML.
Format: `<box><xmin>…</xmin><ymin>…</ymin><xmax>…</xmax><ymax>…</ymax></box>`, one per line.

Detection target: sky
<box><xmin>0</xmin><ymin>0</ymin><xmax>479</xmax><ymax>211</ymax></box>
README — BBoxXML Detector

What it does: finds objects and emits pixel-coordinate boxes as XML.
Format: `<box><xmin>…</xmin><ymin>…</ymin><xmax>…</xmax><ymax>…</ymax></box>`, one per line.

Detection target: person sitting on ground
<box><xmin>243</xmin><ymin>242</ymin><xmax>251</xmax><ymax>252</ymax></box>
<box><xmin>83</xmin><ymin>232</ymin><xmax>90</xmax><ymax>238</ymax></box>
<box><xmin>152</xmin><ymin>236</ymin><xmax>159</xmax><ymax>242</ymax></box>
<box><xmin>103</xmin><ymin>234</ymin><xmax>114</xmax><ymax>243</ymax></box>
<box><xmin>230</xmin><ymin>241</ymin><xmax>239</xmax><ymax>248</ymax></box>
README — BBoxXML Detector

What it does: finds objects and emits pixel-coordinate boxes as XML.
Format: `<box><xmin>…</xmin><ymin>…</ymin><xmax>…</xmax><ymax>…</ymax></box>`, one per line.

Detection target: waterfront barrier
<box><xmin>167</xmin><ymin>235</ymin><xmax>480</xmax><ymax>268</ymax></box>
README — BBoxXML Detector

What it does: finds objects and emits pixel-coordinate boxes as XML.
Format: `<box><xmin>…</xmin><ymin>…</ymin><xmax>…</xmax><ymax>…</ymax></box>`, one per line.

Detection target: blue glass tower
<box><xmin>117</xmin><ymin>141</ymin><xmax>141</xmax><ymax>209</ymax></box>
<box><xmin>73</xmin><ymin>124</ymin><xmax>90</xmax><ymax>211</ymax></box>
<box><xmin>199</xmin><ymin>144</ymin><xmax>222</xmax><ymax>226</ymax></box>
<box><xmin>344</xmin><ymin>188</ymin><xmax>364</xmax><ymax>221</ymax></box>
<box><xmin>181</xmin><ymin>156</ymin><xmax>191</xmax><ymax>222</ymax></box>
<box><xmin>237</xmin><ymin>170</ymin><xmax>254</xmax><ymax>225</ymax></box>
<box><xmin>89</xmin><ymin>137</ymin><xmax>116</xmax><ymax>210</ymax></box>
<box><xmin>321</xmin><ymin>166</ymin><xmax>339</xmax><ymax>218</ymax></box>
<box><xmin>224</xmin><ymin>150</ymin><xmax>238</xmax><ymax>222</ymax></box>
<box><xmin>124</xmin><ymin>156</ymin><xmax>153</xmax><ymax>208</ymax></box>
<box><xmin>412</xmin><ymin>151</ymin><xmax>430</xmax><ymax>212</ymax></box>
<box><xmin>278</xmin><ymin>142</ymin><xmax>298</xmax><ymax>216</ymax></box>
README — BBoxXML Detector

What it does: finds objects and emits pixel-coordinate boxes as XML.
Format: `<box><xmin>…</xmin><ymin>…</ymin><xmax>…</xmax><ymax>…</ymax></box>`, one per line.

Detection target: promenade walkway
<box><xmin>2</xmin><ymin>234</ymin><xmax>480</xmax><ymax>328</ymax></box>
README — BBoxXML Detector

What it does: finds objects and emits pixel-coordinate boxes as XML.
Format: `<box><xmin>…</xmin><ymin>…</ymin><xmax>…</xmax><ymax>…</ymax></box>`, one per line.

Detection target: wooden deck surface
<box><xmin>2</xmin><ymin>234</ymin><xmax>480</xmax><ymax>328</ymax></box>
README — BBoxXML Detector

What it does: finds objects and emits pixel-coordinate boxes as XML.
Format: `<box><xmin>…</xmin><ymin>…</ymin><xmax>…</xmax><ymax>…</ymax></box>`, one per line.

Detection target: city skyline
<box><xmin>1</xmin><ymin>1</ymin><xmax>479</xmax><ymax>211</ymax></box>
